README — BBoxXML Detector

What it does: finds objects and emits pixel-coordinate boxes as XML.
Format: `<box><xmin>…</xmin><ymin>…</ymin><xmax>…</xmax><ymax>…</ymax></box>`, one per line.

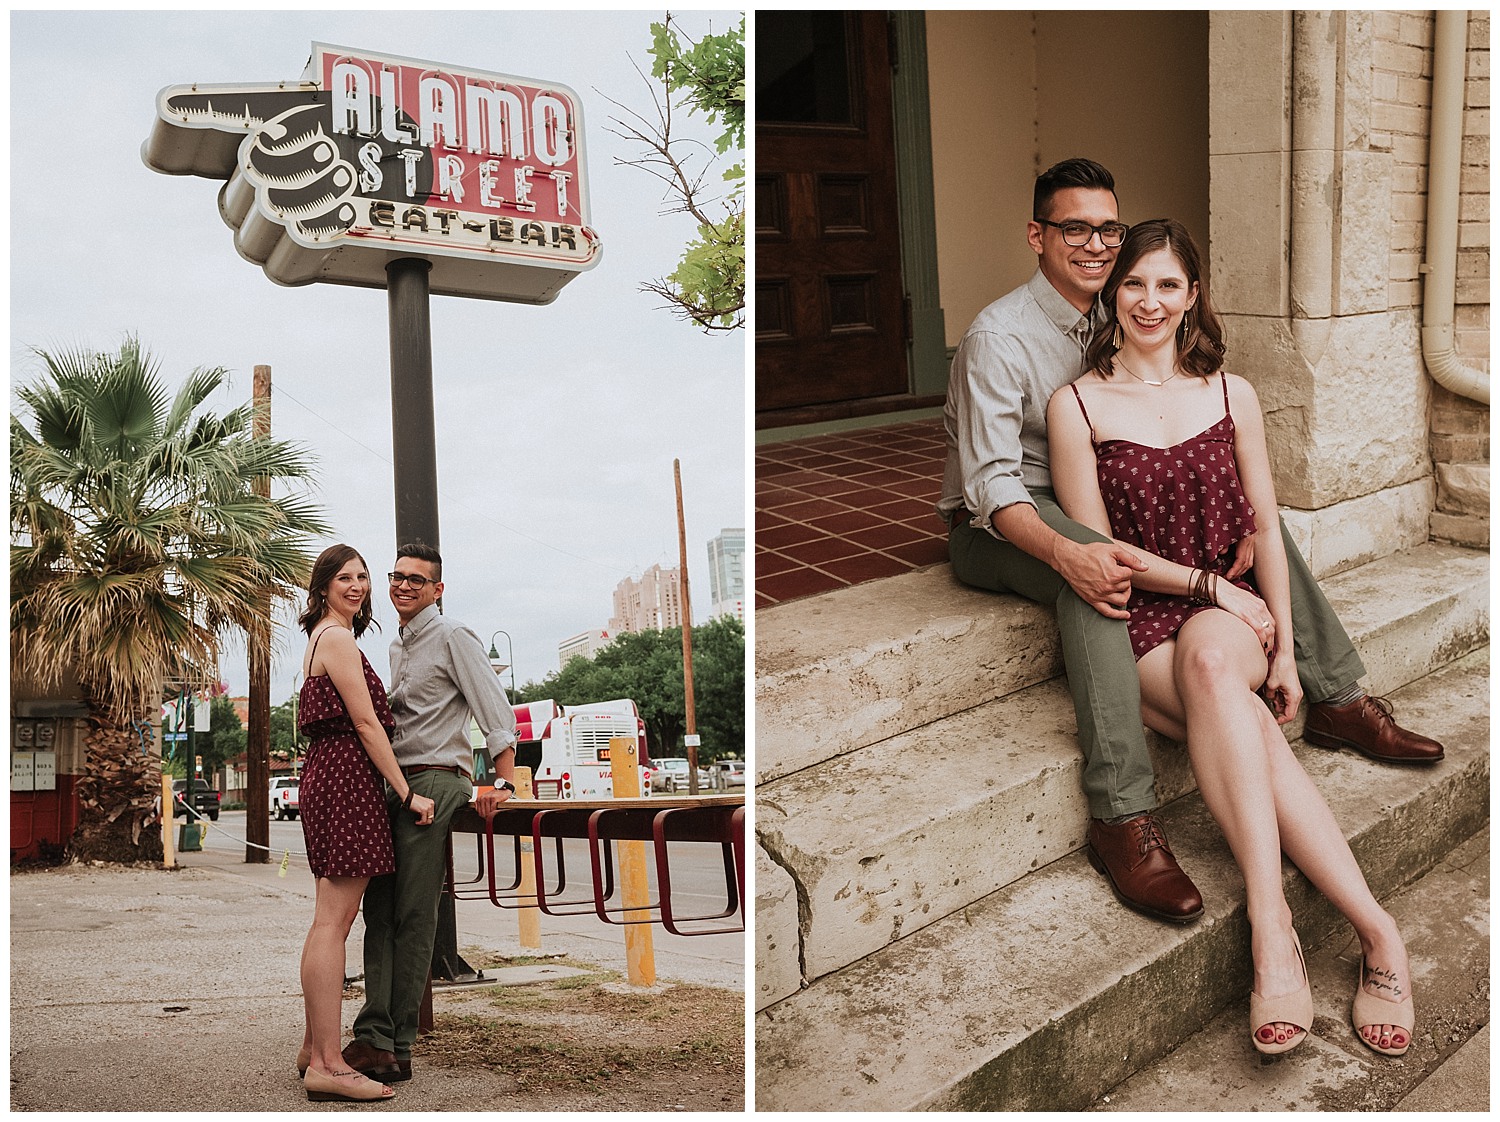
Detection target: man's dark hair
<box><xmin>1033</xmin><ymin>158</ymin><xmax>1117</xmax><ymax>221</ymax></box>
<box><xmin>396</xmin><ymin>541</ymin><xmax>443</xmax><ymax>581</ymax></box>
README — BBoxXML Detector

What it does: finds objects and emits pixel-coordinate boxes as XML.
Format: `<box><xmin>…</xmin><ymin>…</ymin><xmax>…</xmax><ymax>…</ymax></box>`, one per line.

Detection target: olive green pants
<box><xmin>948</xmin><ymin>490</ymin><xmax>1364</xmax><ymax>819</ymax></box>
<box><xmin>351</xmin><ymin>768</ymin><xmax>472</xmax><ymax>1059</ymax></box>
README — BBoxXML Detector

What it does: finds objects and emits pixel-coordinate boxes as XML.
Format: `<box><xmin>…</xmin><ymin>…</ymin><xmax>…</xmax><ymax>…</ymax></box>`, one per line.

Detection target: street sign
<box><xmin>142</xmin><ymin>42</ymin><xmax>600</xmax><ymax>303</ymax></box>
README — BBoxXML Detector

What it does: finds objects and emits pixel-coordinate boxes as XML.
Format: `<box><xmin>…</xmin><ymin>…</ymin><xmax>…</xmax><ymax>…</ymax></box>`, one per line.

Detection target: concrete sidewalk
<box><xmin>10</xmin><ymin>841</ymin><xmax>745</xmax><ymax>1112</ymax></box>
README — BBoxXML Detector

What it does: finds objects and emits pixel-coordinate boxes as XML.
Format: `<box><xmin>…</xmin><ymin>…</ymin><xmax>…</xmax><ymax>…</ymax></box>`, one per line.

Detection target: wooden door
<box><xmin>755</xmin><ymin>12</ymin><xmax>908</xmax><ymax>421</ymax></box>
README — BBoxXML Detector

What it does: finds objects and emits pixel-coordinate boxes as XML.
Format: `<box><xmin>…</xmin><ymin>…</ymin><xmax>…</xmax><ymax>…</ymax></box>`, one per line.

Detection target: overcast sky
<box><xmin>11</xmin><ymin>9</ymin><xmax>747</xmax><ymax>705</ymax></box>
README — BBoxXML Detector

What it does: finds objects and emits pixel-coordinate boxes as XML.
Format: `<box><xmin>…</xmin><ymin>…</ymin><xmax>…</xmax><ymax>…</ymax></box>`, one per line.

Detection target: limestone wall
<box><xmin>1209</xmin><ymin>10</ymin><xmax>1489</xmax><ymax>572</ymax></box>
<box><xmin>1376</xmin><ymin>10</ymin><xmax>1488</xmax><ymax>549</ymax></box>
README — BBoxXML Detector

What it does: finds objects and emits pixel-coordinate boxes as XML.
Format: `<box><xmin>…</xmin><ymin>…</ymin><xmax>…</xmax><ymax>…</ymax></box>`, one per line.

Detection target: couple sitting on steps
<box><xmin>938</xmin><ymin>158</ymin><xmax>1443</xmax><ymax>1057</ymax></box>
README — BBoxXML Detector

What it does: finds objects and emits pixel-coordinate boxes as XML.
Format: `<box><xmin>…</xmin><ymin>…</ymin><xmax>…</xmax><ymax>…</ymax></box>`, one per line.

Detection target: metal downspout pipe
<box><xmin>1421</xmin><ymin>10</ymin><xmax>1488</xmax><ymax>404</ymax></box>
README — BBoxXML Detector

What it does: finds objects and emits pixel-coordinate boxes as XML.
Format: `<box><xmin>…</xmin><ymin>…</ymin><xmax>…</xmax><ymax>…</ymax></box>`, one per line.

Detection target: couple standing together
<box><xmin>293</xmin><ymin>542</ymin><xmax>518</xmax><ymax>1102</ymax></box>
<box><xmin>939</xmin><ymin>158</ymin><xmax>1444</xmax><ymax>1057</ymax></box>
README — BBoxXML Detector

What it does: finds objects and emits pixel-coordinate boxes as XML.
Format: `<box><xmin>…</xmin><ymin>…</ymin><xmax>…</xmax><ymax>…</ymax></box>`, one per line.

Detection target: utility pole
<box><xmin>245</xmin><ymin>364</ymin><xmax>272</xmax><ymax>862</ymax></box>
<box><xmin>675</xmin><ymin>459</ymin><xmax>700</xmax><ymax>793</ymax></box>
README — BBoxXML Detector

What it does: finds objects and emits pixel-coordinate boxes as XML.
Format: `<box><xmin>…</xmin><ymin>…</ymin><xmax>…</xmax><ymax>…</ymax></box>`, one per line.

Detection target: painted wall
<box><xmin>927</xmin><ymin>11</ymin><xmax>1210</xmax><ymax>347</ymax></box>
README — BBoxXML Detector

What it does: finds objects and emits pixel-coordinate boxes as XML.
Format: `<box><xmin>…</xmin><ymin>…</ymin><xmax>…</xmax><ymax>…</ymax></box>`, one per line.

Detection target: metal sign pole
<box><xmin>386</xmin><ymin>254</ymin><xmax>476</xmax><ymax>985</ymax></box>
<box><xmin>387</xmin><ymin>258</ymin><xmax>440</xmax><ymax>552</ymax></box>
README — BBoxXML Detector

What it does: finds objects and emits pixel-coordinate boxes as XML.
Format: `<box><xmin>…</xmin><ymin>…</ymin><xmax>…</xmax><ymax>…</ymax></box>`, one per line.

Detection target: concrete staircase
<box><xmin>754</xmin><ymin>541</ymin><xmax>1489</xmax><ymax>1111</ymax></box>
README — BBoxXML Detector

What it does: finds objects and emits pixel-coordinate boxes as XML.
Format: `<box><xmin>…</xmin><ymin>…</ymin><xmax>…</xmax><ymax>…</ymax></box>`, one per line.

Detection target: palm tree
<box><xmin>11</xmin><ymin>338</ymin><xmax>328</xmax><ymax>862</ymax></box>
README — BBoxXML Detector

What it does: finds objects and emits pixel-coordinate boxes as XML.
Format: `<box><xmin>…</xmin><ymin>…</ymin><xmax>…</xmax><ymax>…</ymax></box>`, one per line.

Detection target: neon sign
<box><xmin>143</xmin><ymin>43</ymin><xmax>601</xmax><ymax>303</ymax></box>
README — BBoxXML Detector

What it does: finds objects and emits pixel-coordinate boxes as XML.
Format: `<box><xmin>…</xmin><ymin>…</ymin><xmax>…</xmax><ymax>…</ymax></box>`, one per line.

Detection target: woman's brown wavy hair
<box><xmin>1084</xmin><ymin>218</ymin><xmax>1227</xmax><ymax>380</ymax></box>
<box><xmin>298</xmin><ymin>544</ymin><xmax>377</xmax><ymax>637</ymax></box>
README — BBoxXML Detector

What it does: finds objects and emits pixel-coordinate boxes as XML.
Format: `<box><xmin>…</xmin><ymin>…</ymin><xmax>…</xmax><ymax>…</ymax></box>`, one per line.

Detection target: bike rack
<box><xmin>446</xmin><ymin>795</ymin><xmax>745</xmax><ymax>936</ymax></box>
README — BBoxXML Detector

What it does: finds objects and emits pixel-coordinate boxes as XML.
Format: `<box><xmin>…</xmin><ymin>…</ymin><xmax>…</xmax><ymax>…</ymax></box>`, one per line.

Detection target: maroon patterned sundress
<box><xmin>297</xmin><ymin>646</ymin><xmax>397</xmax><ymax>879</ymax></box>
<box><xmin>1070</xmin><ymin>372</ymin><xmax>1259</xmax><ymax>660</ymax></box>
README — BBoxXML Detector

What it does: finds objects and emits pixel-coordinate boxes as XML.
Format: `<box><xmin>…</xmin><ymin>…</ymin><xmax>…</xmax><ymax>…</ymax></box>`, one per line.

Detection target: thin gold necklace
<box><xmin>1116</xmin><ymin>356</ymin><xmax>1180</xmax><ymax>387</ymax></box>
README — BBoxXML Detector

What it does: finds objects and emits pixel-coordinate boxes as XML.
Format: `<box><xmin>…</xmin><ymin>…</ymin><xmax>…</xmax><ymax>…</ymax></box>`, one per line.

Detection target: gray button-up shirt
<box><xmin>937</xmin><ymin>269</ymin><xmax>1098</xmax><ymax>536</ymax></box>
<box><xmin>388</xmin><ymin>604</ymin><xmax>517</xmax><ymax>772</ymax></box>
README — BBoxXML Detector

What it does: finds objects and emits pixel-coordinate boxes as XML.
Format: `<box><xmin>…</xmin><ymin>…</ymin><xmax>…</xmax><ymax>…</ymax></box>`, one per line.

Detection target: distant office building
<box><xmin>609</xmin><ymin>564</ymin><xmax>683</xmax><ymax>634</ymax></box>
<box><xmin>707</xmin><ymin>528</ymin><xmax>745</xmax><ymax>621</ymax></box>
<box><xmin>558</xmin><ymin>628</ymin><xmax>612</xmax><ymax>667</ymax></box>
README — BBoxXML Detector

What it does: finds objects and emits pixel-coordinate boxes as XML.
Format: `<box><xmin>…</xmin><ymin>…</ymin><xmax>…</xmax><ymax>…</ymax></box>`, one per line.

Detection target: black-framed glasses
<box><xmin>1037</xmin><ymin>219</ymin><xmax>1129</xmax><ymax>247</ymax></box>
<box><xmin>388</xmin><ymin>572</ymin><xmax>434</xmax><ymax>588</ymax></box>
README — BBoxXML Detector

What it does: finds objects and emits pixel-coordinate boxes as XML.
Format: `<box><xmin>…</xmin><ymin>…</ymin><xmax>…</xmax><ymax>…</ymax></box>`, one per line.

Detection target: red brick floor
<box><xmin>755</xmin><ymin>417</ymin><xmax>951</xmax><ymax>609</ymax></box>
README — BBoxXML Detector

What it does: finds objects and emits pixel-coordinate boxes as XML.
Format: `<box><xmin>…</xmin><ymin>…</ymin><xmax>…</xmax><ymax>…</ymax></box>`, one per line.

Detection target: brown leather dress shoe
<box><xmin>1304</xmin><ymin>694</ymin><xmax>1444</xmax><ymax>764</ymax></box>
<box><xmin>1087</xmin><ymin>813</ymin><xmax>1204</xmax><ymax>924</ymax></box>
<box><xmin>342</xmin><ymin>1039</ymin><xmax>411</xmax><ymax>1083</ymax></box>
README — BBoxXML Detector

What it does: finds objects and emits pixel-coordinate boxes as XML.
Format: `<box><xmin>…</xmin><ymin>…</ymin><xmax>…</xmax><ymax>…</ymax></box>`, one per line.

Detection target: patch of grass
<box><xmin>549</xmin><ymin>974</ymin><xmax>598</xmax><ymax>991</ymax></box>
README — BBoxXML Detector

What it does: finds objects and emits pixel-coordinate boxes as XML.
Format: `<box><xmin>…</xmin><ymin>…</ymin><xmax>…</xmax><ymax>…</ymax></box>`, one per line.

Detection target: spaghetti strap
<box><xmin>1069</xmin><ymin>383</ymin><xmax>1097</xmax><ymax>444</ymax></box>
<box><xmin>1220</xmin><ymin>371</ymin><xmax>1231</xmax><ymax>417</ymax></box>
<box><xmin>305</xmin><ymin>626</ymin><xmax>333</xmax><ymax>677</ymax></box>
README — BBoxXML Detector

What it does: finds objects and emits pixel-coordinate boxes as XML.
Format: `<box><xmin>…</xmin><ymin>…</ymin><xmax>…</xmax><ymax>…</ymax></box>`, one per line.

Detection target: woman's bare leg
<box><xmin>1138</xmin><ymin>610</ymin><xmax>1304</xmax><ymax>1045</ymax></box>
<box><xmin>1255</xmin><ymin>702</ymin><xmax>1411</xmax><ymax>1049</ymax></box>
<box><xmin>1140</xmin><ymin>609</ymin><xmax>1410</xmax><ymax>1048</ymax></box>
<box><xmin>301</xmin><ymin>875</ymin><xmax>387</xmax><ymax>1090</ymax></box>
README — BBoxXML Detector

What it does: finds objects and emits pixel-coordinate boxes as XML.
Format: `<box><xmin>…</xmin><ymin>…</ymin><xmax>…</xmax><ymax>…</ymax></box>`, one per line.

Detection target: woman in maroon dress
<box><xmin>293</xmin><ymin>545</ymin><xmax>435</xmax><ymax>1102</ymax></box>
<box><xmin>1047</xmin><ymin>220</ymin><xmax>1414</xmax><ymax>1059</ymax></box>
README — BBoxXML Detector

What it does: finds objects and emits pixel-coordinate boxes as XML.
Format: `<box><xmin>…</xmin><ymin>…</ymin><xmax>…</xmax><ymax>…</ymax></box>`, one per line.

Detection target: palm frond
<box><xmin>10</xmin><ymin>338</ymin><xmax>328</xmax><ymax>717</ymax></box>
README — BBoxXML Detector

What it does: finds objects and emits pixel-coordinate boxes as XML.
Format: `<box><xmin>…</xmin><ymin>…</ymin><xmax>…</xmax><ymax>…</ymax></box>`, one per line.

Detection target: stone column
<box><xmin>1209</xmin><ymin>11</ymin><xmax>1434</xmax><ymax>575</ymax></box>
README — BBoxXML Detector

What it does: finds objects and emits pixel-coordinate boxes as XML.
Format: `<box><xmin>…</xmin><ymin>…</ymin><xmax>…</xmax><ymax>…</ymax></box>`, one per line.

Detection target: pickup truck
<box><xmin>270</xmin><ymin>776</ymin><xmax>300</xmax><ymax>820</ymax></box>
<box><xmin>172</xmin><ymin>778</ymin><xmax>221</xmax><ymax>822</ymax></box>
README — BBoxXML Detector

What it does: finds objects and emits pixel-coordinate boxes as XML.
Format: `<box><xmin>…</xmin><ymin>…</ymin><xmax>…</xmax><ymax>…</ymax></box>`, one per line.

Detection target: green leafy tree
<box><xmin>689</xmin><ymin>615</ymin><xmax>745</xmax><ymax>757</ymax></box>
<box><xmin>516</xmin><ymin>617</ymin><xmax>745</xmax><ymax>762</ymax></box>
<box><xmin>607</xmin><ymin>12</ymin><xmax>745</xmax><ymax>332</ymax></box>
<box><xmin>10</xmin><ymin>338</ymin><xmax>326</xmax><ymax>861</ymax></box>
<box><xmin>270</xmin><ymin>695</ymin><xmax>302</xmax><ymax>764</ymax></box>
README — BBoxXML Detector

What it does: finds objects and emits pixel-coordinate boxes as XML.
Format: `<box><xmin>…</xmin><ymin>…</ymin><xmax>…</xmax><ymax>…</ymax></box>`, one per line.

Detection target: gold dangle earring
<box><xmin>1112</xmin><ymin>320</ymin><xmax>1123</xmax><ymax>350</ymax></box>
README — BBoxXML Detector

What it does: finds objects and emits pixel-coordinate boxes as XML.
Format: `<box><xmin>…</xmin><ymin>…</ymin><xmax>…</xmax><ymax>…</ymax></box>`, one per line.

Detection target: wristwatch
<box><xmin>496</xmin><ymin>779</ymin><xmax>516</xmax><ymax>795</ymax></box>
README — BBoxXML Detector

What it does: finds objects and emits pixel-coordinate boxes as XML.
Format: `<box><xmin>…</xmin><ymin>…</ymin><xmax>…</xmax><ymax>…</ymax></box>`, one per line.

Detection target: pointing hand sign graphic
<box><xmin>143</xmin><ymin>43</ymin><xmax>599</xmax><ymax>303</ymax></box>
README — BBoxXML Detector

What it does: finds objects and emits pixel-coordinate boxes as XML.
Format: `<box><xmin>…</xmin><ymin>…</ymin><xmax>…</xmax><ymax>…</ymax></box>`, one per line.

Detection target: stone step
<box><xmin>1092</xmin><ymin>824</ymin><xmax>1488</xmax><ymax>1113</ymax></box>
<box><xmin>755</xmin><ymin>542</ymin><xmax>1488</xmax><ymax>785</ymax></box>
<box><xmin>1436</xmin><ymin>461</ymin><xmax>1489</xmax><ymax>517</ymax></box>
<box><xmin>751</xmin><ymin>648</ymin><xmax>1488</xmax><ymax>1111</ymax></box>
<box><xmin>755</xmin><ymin>543</ymin><xmax>1488</xmax><ymax>1004</ymax></box>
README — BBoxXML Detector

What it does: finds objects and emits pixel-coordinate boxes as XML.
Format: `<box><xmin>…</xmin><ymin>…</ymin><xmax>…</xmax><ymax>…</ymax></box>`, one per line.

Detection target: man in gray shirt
<box><xmin>342</xmin><ymin>542</ymin><xmax>517</xmax><ymax>1083</ymax></box>
<box><xmin>939</xmin><ymin>157</ymin><xmax>1442</xmax><ymax>925</ymax></box>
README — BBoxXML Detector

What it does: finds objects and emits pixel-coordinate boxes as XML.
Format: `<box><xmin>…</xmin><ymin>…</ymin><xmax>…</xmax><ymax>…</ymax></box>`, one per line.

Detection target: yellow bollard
<box><xmin>609</xmin><ymin>736</ymin><xmax>655</xmax><ymax>987</ymax></box>
<box><xmin>162</xmin><ymin>774</ymin><xmax>175</xmax><ymax>869</ymax></box>
<box><xmin>514</xmin><ymin>767</ymin><xmax>541</xmax><ymax>950</ymax></box>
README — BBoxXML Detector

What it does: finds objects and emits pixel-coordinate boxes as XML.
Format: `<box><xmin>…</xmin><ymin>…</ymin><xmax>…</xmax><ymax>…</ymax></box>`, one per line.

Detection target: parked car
<box><xmin>172</xmin><ymin>778</ymin><xmax>220</xmax><ymax>822</ymax></box>
<box><xmin>270</xmin><ymin>776</ymin><xmax>300</xmax><ymax>820</ymax></box>
<box><xmin>650</xmin><ymin>757</ymin><xmax>709</xmax><ymax>793</ymax></box>
<box><xmin>713</xmin><ymin>759</ymin><xmax>746</xmax><ymax>788</ymax></box>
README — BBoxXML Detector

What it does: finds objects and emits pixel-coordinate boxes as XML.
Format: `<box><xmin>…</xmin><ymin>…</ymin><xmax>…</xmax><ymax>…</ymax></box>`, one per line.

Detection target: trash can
<box><xmin>177</xmin><ymin>823</ymin><xmax>203</xmax><ymax>852</ymax></box>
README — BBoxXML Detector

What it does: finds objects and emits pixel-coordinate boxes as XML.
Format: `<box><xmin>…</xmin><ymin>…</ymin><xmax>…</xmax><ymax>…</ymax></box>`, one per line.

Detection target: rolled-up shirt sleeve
<box><xmin>448</xmin><ymin>626</ymin><xmax>518</xmax><ymax>759</ymax></box>
<box><xmin>951</xmin><ymin>329</ymin><xmax>1036</xmax><ymax>534</ymax></box>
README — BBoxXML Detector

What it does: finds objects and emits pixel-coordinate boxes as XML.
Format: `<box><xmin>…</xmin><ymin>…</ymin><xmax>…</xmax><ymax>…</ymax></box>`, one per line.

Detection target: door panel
<box><xmin>756</xmin><ymin>12</ymin><xmax>907</xmax><ymax>417</ymax></box>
